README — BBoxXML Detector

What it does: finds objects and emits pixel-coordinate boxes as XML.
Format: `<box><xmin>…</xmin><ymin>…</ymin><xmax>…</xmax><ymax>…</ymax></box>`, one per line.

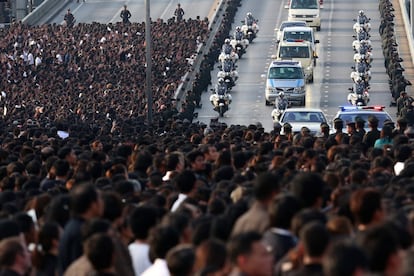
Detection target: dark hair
<box><xmin>269</xmin><ymin>194</ymin><xmax>302</xmax><ymax>229</ymax></box>
<box><xmin>53</xmin><ymin>159</ymin><xmax>70</xmax><ymax>177</ymax></box>
<box><xmin>196</xmin><ymin>239</ymin><xmax>227</xmax><ymax>272</ymax></box>
<box><xmin>300</xmin><ymin>222</ymin><xmax>330</xmax><ymax>257</ymax></box>
<box><xmin>33</xmin><ymin>222</ymin><xmax>60</xmax><ymax>270</ymax></box>
<box><xmin>0</xmin><ymin>237</ymin><xmax>24</xmax><ymax>266</ymax></box>
<box><xmin>57</xmin><ymin>147</ymin><xmax>73</xmax><ymax>160</ymax></box>
<box><xmin>70</xmin><ymin>183</ymin><xmax>99</xmax><ymax>216</ymax></box>
<box><xmin>43</xmin><ymin>194</ymin><xmax>70</xmax><ymax>228</ymax></box>
<box><xmin>161</xmin><ymin>212</ymin><xmax>190</xmax><ymax>237</ymax></box>
<box><xmin>323</xmin><ymin>241</ymin><xmax>368</xmax><ymax>276</ymax></box>
<box><xmin>0</xmin><ymin>219</ymin><xmax>21</xmax><ymax>241</ymax></box>
<box><xmin>357</xmin><ymin>223</ymin><xmax>400</xmax><ymax>272</ymax></box>
<box><xmin>13</xmin><ymin>212</ymin><xmax>34</xmax><ymax>234</ymax></box>
<box><xmin>350</xmin><ymin>188</ymin><xmax>382</xmax><ymax>225</ymax></box>
<box><xmin>85</xmin><ymin>233</ymin><xmax>114</xmax><ymax>271</ymax></box>
<box><xmin>129</xmin><ymin>205</ymin><xmax>159</xmax><ymax>240</ymax></box>
<box><xmin>148</xmin><ymin>226</ymin><xmax>180</xmax><ymax>261</ymax></box>
<box><xmin>166</xmin><ymin>245</ymin><xmax>195</xmax><ymax>276</ymax></box>
<box><xmin>186</xmin><ymin>150</ymin><xmax>204</xmax><ymax>164</ymax></box>
<box><xmin>102</xmin><ymin>191</ymin><xmax>123</xmax><ymax>222</ymax></box>
<box><xmin>290</xmin><ymin>172</ymin><xmax>326</xmax><ymax>208</ymax></box>
<box><xmin>81</xmin><ymin>218</ymin><xmax>111</xmax><ymax>241</ymax></box>
<box><xmin>173</xmin><ymin>170</ymin><xmax>196</xmax><ymax>194</ymax></box>
<box><xmin>166</xmin><ymin>152</ymin><xmax>183</xmax><ymax>171</ymax></box>
<box><xmin>254</xmin><ymin>172</ymin><xmax>280</xmax><ymax>201</ymax></box>
<box><xmin>228</xmin><ymin>231</ymin><xmax>262</xmax><ymax>264</ymax></box>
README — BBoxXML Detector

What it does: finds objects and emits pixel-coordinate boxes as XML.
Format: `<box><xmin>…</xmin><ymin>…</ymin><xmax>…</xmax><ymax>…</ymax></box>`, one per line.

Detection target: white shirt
<box><xmin>394</xmin><ymin>162</ymin><xmax>405</xmax><ymax>176</ymax></box>
<box><xmin>171</xmin><ymin>193</ymin><xmax>187</xmax><ymax>212</ymax></box>
<box><xmin>129</xmin><ymin>242</ymin><xmax>151</xmax><ymax>276</ymax></box>
<box><xmin>141</xmin><ymin>258</ymin><xmax>170</xmax><ymax>276</ymax></box>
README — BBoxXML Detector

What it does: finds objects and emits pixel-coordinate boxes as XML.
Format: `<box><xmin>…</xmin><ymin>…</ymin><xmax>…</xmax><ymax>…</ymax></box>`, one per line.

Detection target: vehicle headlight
<box><xmin>266</xmin><ymin>87</ymin><xmax>275</xmax><ymax>93</ymax></box>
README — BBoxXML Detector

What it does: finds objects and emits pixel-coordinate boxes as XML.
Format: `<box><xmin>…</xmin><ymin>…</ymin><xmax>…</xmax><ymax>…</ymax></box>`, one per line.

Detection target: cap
<box><xmin>283</xmin><ymin>122</ymin><xmax>292</xmax><ymax>129</ymax></box>
<box><xmin>273</xmin><ymin>122</ymin><xmax>282</xmax><ymax>129</ymax></box>
<box><xmin>383</xmin><ymin>119</ymin><xmax>395</xmax><ymax>127</ymax></box>
<box><xmin>368</xmin><ymin>115</ymin><xmax>379</xmax><ymax>124</ymax></box>
<box><xmin>301</xmin><ymin>126</ymin><xmax>310</xmax><ymax>132</ymax></box>
<box><xmin>320</xmin><ymin>122</ymin><xmax>330</xmax><ymax>129</ymax></box>
<box><xmin>347</xmin><ymin>121</ymin><xmax>356</xmax><ymax>128</ymax></box>
<box><xmin>333</xmin><ymin>118</ymin><xmax>343</xmax><ymax>124</ymax></box>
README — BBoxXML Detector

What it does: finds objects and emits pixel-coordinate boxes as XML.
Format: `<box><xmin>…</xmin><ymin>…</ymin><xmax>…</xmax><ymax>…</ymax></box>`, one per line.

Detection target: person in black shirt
<box><xmin>174</xmin><ymin>4</ymin><xmax>184</xmax><ymax>22</ymax></box>
<box><xmin>64</xmin><ymin>9</ymin><xmax>75</xmax><ymax>28</ymax></box>
<box><xmin>120</xmin><ymin>5</ymin><xmax>131</xmax><ymax>24</ymax></box>
<box><xmin>363</xmin><ymin>115</ymin><xmax>380</xmax><ymax>149</ymax></box>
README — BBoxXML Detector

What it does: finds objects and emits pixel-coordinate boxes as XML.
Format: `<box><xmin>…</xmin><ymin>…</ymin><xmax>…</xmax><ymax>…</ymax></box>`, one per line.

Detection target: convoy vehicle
<box><xmin>275</xmin><ymin>21</ymin><xmax>307</xmax><ymax>42</ymax></box>
<box><xmin>333</xmin><ymin>106</ymin><xmax>393</xmax><ymax>132</ymax></box>
<box><xmin>275</xmin><ymin>39</ymin><xmax>315</xmax><ymax>83</ymax></box>
<box><xmin>279</xmin><ymin>26</ymin><xmax>319</xmax><ymax>65</ymax></box>
<box><xmin>275</xmin><ymin>108</ymin><xmax>328</xmax><ymax>135</ymax></box>
<box><xmin>263</xmin><ymin>60</ymin><xmax>306</xmax><ymax>106</ymax></box>
<box><xmin>287</xmin><ymin>0</ymin><xmax>321</xmax><ymax>31</ymax></box>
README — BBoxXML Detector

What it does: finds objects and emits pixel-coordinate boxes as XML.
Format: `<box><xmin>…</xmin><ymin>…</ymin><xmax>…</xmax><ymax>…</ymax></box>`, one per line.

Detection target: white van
<box><xmin>287</xmin><ymin>0</ymin><xmax>321</xmax><ymax>31</ymax></box>
<box><xmin>279</xmin><ymin>26</ymin><xmax>319</xmax><ymax>65</ymax></box>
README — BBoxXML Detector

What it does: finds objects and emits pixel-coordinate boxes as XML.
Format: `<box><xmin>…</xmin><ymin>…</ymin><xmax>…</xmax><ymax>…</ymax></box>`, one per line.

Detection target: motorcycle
<box><xmin>353</xmin><ymin>16</ymin><xmax>371</xmax><ymax>33</ymax></box>
<box><xmin>241</xmin><ymin>20</ymin><xmax>259</xmax><ymax>42</ymax></box>
<box><xmin>352</xmin><ymin>39</ymin><xmax>372</xmax><ymax>52</ymax></box>
<box><xmin>217</xmin><ymin>57</ymin><xmax>238</xmax><ymax>87</ymax></box>
<box><xmin>230</xmin><ymin>36</ymin><xmax>249</xmax><ymax>58</ymax></box>
<box><xmin>351</xmin><ymin>62</ymin><xmax>371</xmax><ymax>85</ymax></box>
<box><xmin>347</xmin><ymin>88</ymin><xmax>370</xmax><ymax>106</ymax></box>
<box><xmin>210</xmin><ymin>82</ymin><xmax>232</xmax><ymax>117</ymax></box>
<box><xmin>271</xmin><ymin>99</ymin><xmax>289</xmax><ymax>122</ymax></box>
<box><xmin>218</xmin><ymin>44</ymin><xmax>239</xmax><ymax>63</ymax></box>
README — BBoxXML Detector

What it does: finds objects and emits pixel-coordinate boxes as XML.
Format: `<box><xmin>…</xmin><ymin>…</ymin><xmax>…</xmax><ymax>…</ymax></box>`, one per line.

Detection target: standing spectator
<box><xmin>174</xmin><ymin>3</ymin><xmax>185</xmax><ymax>22</ymax></box>
<box><xmin>350</xmin><ymin>188</ymin><xmax>384</xmax><ymax>232</ymax></box>
<box><xmin>290</xmin><ymin>172</ymin><xmax>326</xmax><ymax>210</ymax></box>
<box><xmin>323</xmin><ymin>241</ymin><xmax>368</xmax><ymax>276</ymax></box>
<box><xmin>58</xmin><ymin>184</ymin><xmax>103</xmax><ymax>274</ymax></box>
<box><xmin>64</xmin><ymin>9</ymin><xmax>75</xmax><ymax>28</ymax></box>
<box><xmin>363</xmin><ymin>115</ymin><xmax>381</xmax><ymax>149</ymax></box>
<box><xmin>142</xmin><ymin>226</ymin><xmax>180</xmax><ymax>276</ymax></box>
<box><xmin>120</xmin><ymin>5</ymin><xmax>132</xmax><ymax>24</ymax></box>
<box><xmin>232</xmin><ymin>172</ymin><xmax>280</xmax><ymax>236</ymax></box>
<box><xmin>0</xmin><ymin>237</ymin><xmax>31</xmax><ymax>276</ymax></box>
<box><xmin>32</xmin><ymin>222</ymin><xmax>61</xmax><ymax>276</ymax></box>
<box><xmin>85</xmin><ymin>233</ymin><xmax>116</xmax><ymax>276</ymax></box>
<box><xmin>374</xmin><ymin>125</ymin><xmax>393</xmax><ymax>149</ymax></box>
<box><xmin>166</xmin><ymin>245</ymin><xmax>196</xmax><ymax>276</ymax></box>
<box><xmin>128</xmin><ymin>205</ymin><xmax>159</xmax><ymax>275</ymax></box>
<box><xmin>227</xmin><ymin>232</ymin><xmax>273</xmax><ymax>276</ymax></box>
<box><xmin>170</xmin><ymin>170</ymin><xmax>197</xmax><ymax>212</ymax></box>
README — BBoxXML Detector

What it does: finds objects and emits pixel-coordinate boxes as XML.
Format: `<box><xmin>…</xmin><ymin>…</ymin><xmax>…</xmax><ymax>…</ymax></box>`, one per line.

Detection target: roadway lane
<box><xmin>44</xmin><ymin>0</ymin><xmax>216</xmax><ymax>25</ymax></box>
<box><xmin>196</xmin><ymin>0</ymin><xmax>397</xmax><ymax>131</ymax></box>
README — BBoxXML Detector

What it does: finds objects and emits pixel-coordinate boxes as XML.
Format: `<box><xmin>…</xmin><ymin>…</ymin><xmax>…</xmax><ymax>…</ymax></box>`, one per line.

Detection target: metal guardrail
<box><xmin>22</xmin><ymin>0</ymin><xmax>68</xmax><ymax>25</ymax></box>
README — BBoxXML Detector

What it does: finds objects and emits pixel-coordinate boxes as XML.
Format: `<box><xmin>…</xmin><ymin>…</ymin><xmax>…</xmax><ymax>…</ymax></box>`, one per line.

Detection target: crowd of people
<box><xmin>0</xmin><ymin>0</ymin><xmax>414</xmax><ymax>276</ymax></box>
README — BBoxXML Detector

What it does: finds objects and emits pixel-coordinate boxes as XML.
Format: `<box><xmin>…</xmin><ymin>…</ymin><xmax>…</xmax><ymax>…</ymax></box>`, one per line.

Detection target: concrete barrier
<box><xmin>22</xmin><ymin>0</ymin><xmax>68</xmax><ymax>25</ymax></box>
<box><xmin>399</xmin><ymin>0</ymin><xmax>414</xmax><ymax>65</ymax></box>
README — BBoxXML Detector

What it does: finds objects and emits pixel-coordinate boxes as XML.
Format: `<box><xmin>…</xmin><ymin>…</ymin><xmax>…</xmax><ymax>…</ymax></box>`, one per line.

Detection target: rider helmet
<box><xmin>218</xmin><ymin>78</ymin><xmax>224</xmax><ymax>84</ymax></box>
<box><xmin>247</xmin><ymin>12</ymin><xmax>252</xmax><ymax>18</ymax></box>
<box><xmin>236</xmin><ymin>26</ymin><xmax>241</xmax><ymax>31</ymax></box>
<box><xmin>225</xmin><ymin>38</ymin><xmax>230</xmax><ymax>44</ymax></box>
<box><xmin>359</xmin><ymin>10</ymin><xmax>364</xmax><ymax>16</ymax></box>
<box><xmin>279</xmin><ymin>92</ymin><xmax>284</xmax><ymax>97</ymax></box>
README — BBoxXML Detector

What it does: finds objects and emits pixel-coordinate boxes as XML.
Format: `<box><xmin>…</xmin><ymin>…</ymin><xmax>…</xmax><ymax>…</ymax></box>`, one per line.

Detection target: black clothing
<box><xmin>36</xmin><ymin>253</ymin><xmax>58</xmax><ymax>276</ymax></box>
<box><xmin>64</xmin><ymin>13</ymin><xmax>75</xmax><ymax>28</ymax></box>
<box><xmin>120</xmin><ymin>9</ymin><xmax>131</xmax><ymax>24</ymax></box>
<box><xmin>0</xmin><ymin>269</ymin><xmax>21</xmax><ymax>276</ymax></box>
<box><xmin>289</xmin><ymin>263</ymin><xmax>323</xmax><ymax>276</ymax></box>
<box><xmin>174</xmin><ymin>7</ymin><xmax>184</xmax><ymax>21</ymax></box>
<box><xmin>363</xmin><ymin>129</ymin><xmax>380</xmax><ymax>148</ymax></box>
<box><xmin>58</xmin><ymin>217</ymin><xmax>85</xmax><ymax>275</ymax></box>
<box><xmin>263</xmin><ymin>228</ymin><xmax>297</xmax><ymax>263</ymax></box>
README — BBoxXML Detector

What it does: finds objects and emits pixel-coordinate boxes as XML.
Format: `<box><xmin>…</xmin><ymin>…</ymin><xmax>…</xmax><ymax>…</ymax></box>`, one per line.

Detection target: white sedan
<box><xmin>275</xmin><ymin>20</ymin><xmax>307</xmax><ymax>43</ymax></box>
<box><xmin>274</xmin><ymin>107</ymin><xmax>328</xmax><ymax>135</ymax></box>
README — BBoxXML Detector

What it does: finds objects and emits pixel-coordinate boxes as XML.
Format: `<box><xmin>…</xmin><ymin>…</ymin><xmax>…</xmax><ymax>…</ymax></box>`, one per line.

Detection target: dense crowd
<box><xmin>0</xmin><ymin>0</ymin><xmax>414</xmax><ymax>276</ymax></box>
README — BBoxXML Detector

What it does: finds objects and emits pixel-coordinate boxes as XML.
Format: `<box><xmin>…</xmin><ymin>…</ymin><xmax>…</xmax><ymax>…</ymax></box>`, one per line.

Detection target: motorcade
<box><xmin>263</xmin><ymin>60</ymin><xmax>306</xmax><ymax>106</ymax></box>
<box><xmin>275</xmin><ymin>21</ymin><xmax>307</xmax><ymax>42</ymax></box>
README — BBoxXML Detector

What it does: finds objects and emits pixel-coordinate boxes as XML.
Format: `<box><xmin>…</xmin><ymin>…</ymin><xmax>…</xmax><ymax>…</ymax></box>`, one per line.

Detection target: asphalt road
<box><xmin>195</xmin><ymin>0</ymin><xmax>398</xmax><ymax>131</ymax></box>
<box><xmin>45</xmin><ymin>0</ymin><xmax>217</xmax><ymax>25</ymax></box>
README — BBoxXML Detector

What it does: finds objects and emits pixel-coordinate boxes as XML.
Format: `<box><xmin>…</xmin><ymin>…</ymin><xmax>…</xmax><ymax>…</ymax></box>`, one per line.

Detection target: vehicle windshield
<box><xmin>281</xmin><ymin>111</ymin><xmax>326</xmax><ymax>122</ymax></box>
<box><xmin>280</xmin><ymin>22</ymin><xmax>306</xmax><ymax>32</ymax></box>
<box><xmin>291</xmin><ymin>0</ymin><xmax>318</xmax><ymax>9</ymax></box>
<box><xmin>283</xmin><ymin>31</ymin><xmax>313</xmax><ymax>42</ymax></box>
<box><xmin>269</xmin><ymin>67</ymin><xmax>303</xmax><ymax>80</ymax></box>
<box><xmin>279</xmin><ymin>46</ymin><xmax>310</xmax><ymax>58</ymax></box>
<box><xmin>268</xmin><ymin>67</ymin><xmax>304</xmax><ymax>79</ymax></box>
<box><xmin>338</xmin><ymin>113</ymin><xmax>391</xmax><ymax>128</ymax></box>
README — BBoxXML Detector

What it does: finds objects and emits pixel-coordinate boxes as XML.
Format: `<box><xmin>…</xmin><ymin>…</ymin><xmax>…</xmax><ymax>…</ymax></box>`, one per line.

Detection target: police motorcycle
<box><xmin>353</xmin><ymin>10</ymin><xmax>371</xmax><ymax>33</ymax></box>
<box><xmin>350</xmin><ymin>60</ymin><xmax>371</xmax><ymax>85</ymax></box>
<box><xmin>230</xmin><ymin>26</ymin><xmax>249</xmax><ymax>58</ymax></box>
<box><xmin>353</xmin><ymin>40</ymin><xmax>373</xmax><ymax>64</ymax></box>
<box><xmin>271</xmin><ymin>92</ymin><xmax>290</xmax><ymax>122</ymax></box>
<box><xmin>210</xmin><ymin>78</ymin><xmax>232</xmax><ymax>117</ymax></box>
<box><xmin>352</xmin><ymin>29</ymin><xmax>371</xmax><ymax>51</ymax></box>
<box><xmin>241</xmin><ymin>12</ymin><xmax>259</xmax><ymax>43</ymax></box>
<box><xmin>347</xmin><ymin>79</ymin><xmax>370</xmax><ymax>106</ymax></box>
<box><xmin>218</xmin><ymin>38</ymin><xmax>239</xmax><ymax>63</ymax></box>
<box><xmin>217</xmin><ymin>54</ymin><xmax>238</xmax><ymax>88</ymax></box>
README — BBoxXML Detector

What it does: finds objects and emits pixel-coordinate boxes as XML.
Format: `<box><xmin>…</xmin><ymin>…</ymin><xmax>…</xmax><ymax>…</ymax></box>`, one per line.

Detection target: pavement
<box><xmin>394</xmin><ymin>0</ymin><xmax>414</xmax><ymax>95</ymax></box>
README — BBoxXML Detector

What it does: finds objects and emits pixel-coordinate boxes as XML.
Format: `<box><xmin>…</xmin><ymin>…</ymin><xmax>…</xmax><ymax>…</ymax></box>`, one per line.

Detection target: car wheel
<box><xmin>301</xmin><ymin>98</ymin><xmax>306</xmax><ymax>106</ymax></box>
<box><xmin>316</xmin><ymin>26</ymin><xmax>321</xmax><ymax>31</ymax></box>
<box><xmin>265</xmin><ymin>100</ymin><xmax>270</xmax><ymax>106</ymax></box>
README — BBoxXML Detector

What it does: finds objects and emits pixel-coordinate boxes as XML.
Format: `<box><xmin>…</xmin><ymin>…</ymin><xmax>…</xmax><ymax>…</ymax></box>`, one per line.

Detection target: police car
<box><xmin>333</xmin><ymin>106</ymin><xmax>393</xmax><ymax>131</ymax></box>
<box><xmin>263</xmin><ymin>60</ymin><xmax>306</xmax><ymax>106</ymax></box>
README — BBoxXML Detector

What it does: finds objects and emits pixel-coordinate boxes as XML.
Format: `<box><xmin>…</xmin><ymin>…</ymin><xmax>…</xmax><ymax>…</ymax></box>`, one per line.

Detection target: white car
<box><xmin>287</xmin><ymin>0</ymin><xmax>321</xmax><ymax>31</ymax></box>
<box><xmin>275</xmin><ymin>108</ymin><xmax>328</xmax><ymax>135</ymax></box>
<box><xmin>275</xmin><ymin>21</ymin><xmax>307</xmax><ymax>42</ymax></box>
